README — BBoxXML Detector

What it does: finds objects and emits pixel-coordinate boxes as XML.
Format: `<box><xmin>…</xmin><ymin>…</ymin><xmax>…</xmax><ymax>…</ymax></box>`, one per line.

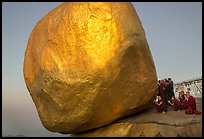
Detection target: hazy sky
<box><xmin>2</xmin><ymin>2</ymin><xmax>202</xmax><ymax>137</ymax></box>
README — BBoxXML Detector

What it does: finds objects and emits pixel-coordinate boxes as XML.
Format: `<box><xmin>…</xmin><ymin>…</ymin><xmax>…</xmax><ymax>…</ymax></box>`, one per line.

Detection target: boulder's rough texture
<box><xmin>23</xmin><ymin>2</ymin><xmax>157</xmax><ymax>133</ymax></box>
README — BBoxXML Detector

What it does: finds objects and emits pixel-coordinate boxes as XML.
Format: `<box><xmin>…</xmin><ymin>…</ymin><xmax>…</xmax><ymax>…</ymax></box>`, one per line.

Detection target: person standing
<box><xmin>164</xmin><ymin>80</ymin><xmax>171</xmax><ymax>106</ymax></box>
<box><xmin>157</xmin><ymin>80</ymin><xmax>161</xmax><ymax>96</ymax></box>
<box><xmin>158</xmin><ymin>80</ymin><xmax>166</xmax><ymax>102</ymax></box>
<box><xmin>168</xmin><ymin>78</ymin><xmax>175</xmax><ymax>98</ymax></box>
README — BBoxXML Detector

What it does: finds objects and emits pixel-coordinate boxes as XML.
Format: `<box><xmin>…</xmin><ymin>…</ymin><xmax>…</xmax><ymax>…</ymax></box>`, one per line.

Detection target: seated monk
<box><xmin>184</xmin><ymin>91</ymin><xmax>201</xmax><ymax>115</ymax></box>
<box><xmin>168</xmin><ymin>96</ymin><xmax>183</xmax><ymax>111</ymax></box>
<box><xmin>154</xmin><ymin>95</ymin><xmax>167</xmax><ymax>113</ymax></box>
<box><xmin>178</xmin><ymin>91</ymin><xmax>188</xmax><ymax>109</ymax></box>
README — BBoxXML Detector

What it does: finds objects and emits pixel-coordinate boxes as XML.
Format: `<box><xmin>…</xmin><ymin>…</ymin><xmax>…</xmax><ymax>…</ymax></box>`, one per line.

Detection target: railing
<box><xmin>174</xmin><ymin>77</ymin><xmax>202</xmax><ymax>85</ymax></box>
<box><xmin>174</xmin><ymin>77</ymin><xmax>202</xmax><ymax>96</ymax></box>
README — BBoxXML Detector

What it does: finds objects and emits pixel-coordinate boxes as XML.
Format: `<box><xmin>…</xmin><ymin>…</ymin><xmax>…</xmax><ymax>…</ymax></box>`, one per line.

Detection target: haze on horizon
<box><xmin>2</xmin><ymin>2</ymin><xmax>202</xmax><ymax>137</ymax></box>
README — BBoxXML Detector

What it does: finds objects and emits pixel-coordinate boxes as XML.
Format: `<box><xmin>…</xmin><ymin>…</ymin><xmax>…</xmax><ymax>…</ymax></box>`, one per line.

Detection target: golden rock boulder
<box><xmin>23</xmin><ymin>2</ymin><xmax>157</xmax><ymax>134</ymax></box>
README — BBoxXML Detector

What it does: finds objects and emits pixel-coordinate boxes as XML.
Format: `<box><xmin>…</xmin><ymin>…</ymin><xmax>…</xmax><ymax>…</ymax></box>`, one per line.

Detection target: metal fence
<box><xmin>174</xmin><ymin>77</ymin><xmax>202</xmax><ymax>97</ymax></box>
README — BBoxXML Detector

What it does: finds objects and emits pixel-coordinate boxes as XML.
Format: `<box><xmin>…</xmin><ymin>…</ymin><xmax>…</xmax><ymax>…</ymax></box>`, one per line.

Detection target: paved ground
<box><xmin>71</xmin><ymin>97</ymin><xmax>202</xmax><ymax>137</ymax></box>
<box><xmin>117</xmin><ymin>97</ymin><xmax>202</xmax><ymax>126</ymax></box>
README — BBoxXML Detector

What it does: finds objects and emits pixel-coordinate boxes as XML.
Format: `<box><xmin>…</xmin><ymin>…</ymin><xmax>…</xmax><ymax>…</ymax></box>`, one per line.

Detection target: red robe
<box><xmin>187</xmin><ymin>96</ymin><xmax>196</xmax><ymax>110</ymax></box>
<box><xmin>154</xmin><ymin>99</ymin><xmax>167</xmax><ymax>112</ymax></box>
<box><xmin>185</xmin><ymin>95</ymin><xmax>200</xmax><ymax>115</ymax></box>
<box><xmin>159</xmin><ymin>83</ymin><xmax>166</xmax><ymax>101</ymax></box>
<box><xmin>172</xmin><ymin>98</ymin><xmax>182</xmax><ymax>111</ymax></box>
<box><xmin>179</xmin><ymin>94</ymin><xmax>188</xmax><ymax>109</ymax></box>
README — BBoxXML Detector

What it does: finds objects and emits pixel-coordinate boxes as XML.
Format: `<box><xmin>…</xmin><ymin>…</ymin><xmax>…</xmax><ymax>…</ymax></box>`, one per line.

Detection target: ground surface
<box><xmin>117</xmin><ymin>97</ymin><xmax>202</xmax><ymax>126</ymax></box>
<box><xmin>71</xmin><ymin>96</ymin><xmax>202</xmax><ymax>137</ymax></box>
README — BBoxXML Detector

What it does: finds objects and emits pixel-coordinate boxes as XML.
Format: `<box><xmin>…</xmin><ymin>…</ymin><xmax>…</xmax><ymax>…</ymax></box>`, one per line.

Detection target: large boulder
<box><xmin>23</xmin><ymin>2</ymin><xmax>157</xmax><ymax>134</ymax></box>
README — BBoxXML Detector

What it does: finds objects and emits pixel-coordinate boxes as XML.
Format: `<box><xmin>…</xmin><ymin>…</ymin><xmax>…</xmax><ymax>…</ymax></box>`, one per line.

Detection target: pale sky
<box><xmin>2</xmin><ymin>2</ymin><xmax>202</xmax><ymax>137</ymax></box>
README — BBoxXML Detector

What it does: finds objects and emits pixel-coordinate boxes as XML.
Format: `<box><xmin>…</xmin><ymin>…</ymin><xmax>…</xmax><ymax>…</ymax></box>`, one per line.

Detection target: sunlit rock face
<box><xmin>23</xmin><ymin>2</ymin><xmax>157</xmax><ymax>134</ymax></box>
<box><xmin>70</xmin><ymin>122</ymin><xmax>202</xmax><ymax>137</ymax></box>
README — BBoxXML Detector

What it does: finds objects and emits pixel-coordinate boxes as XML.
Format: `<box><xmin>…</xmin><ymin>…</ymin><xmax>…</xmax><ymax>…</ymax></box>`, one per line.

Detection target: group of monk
<box><xmin>157</xmin><ymin>78</ymin><xmax>175</xmax><ymax>106</ymax></box>
<box><xmin>154</xmin><ymin>78</ymin><xmax>201</xmax><ymax>115</ymax></box>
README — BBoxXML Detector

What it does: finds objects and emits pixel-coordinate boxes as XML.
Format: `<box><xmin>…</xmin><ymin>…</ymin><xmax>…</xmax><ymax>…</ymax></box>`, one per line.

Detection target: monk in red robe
<box><xmin>154</xmin><ymin>95</ymin><xmax>167</xmax><ymax>113</ymax></box>
<box><xmin>158</xmin><ymin>80</ymin><xmax>166</xmax><ymax>102</ymax></box>
<box><xmin>178</xmin><ymin>91</ymin><xmax>188</xmax><ymax>109</ymax></box>
<box><xmin>168</xmin><ymin>96</ymin><xmax>183</xmax><ymax>111</ymax></box>
<box><xmin>184</xmin><ymin>91</ymin><xmax>201</xmax><ymax>115</ymax></box>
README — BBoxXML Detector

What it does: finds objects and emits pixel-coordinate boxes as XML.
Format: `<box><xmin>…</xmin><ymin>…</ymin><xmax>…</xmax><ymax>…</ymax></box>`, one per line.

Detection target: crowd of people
<box><xmin>153</xmin><ymin>78</ymin><xmax>201</xmax><ymax>115</ymax></box>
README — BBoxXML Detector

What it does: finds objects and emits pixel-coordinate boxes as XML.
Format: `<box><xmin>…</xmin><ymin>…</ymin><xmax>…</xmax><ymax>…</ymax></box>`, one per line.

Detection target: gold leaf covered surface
<box><xmin>23</xmin><ymin>2</ymin><xmax>157</xmax><ymax>133</ymax></box>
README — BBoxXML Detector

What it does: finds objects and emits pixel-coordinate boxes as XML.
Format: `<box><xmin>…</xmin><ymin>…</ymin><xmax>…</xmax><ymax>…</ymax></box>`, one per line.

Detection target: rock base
<box><xmin>71</xmin><ymin>122</ymin><xmax>201</xmax><ymax>137</ymax></box>
<box><xmin>70</xmin><ymin>97</ymin><xmax>202</xmax><ymax>137</ymax></box>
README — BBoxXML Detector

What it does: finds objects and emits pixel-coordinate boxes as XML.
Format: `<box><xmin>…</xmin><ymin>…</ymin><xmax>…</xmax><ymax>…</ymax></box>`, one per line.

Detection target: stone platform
<box><xmin>70</xmin><ymin>97</ymin><xmax>202</xmax><ymax>137</ymax></box>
